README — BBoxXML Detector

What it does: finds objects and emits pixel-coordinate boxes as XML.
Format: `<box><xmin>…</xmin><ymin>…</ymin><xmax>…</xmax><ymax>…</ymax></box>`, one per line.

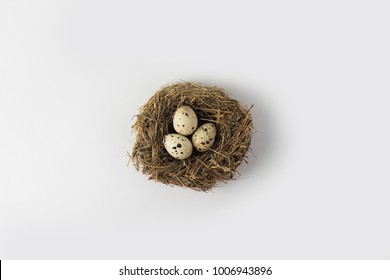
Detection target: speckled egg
<box><xmin>173</xmin><ymin>106</ymin><xmax>198</xmax><ymax>136</ymax></box>
<box><xmin>191</xmin><ymin>123</ymin><xmax>217</xmax><ymax>152</ymax></box>
<box><xmin>163</xmin><ymin>133</ymin><xmax>193</xmax><ymax>160</ymax></box>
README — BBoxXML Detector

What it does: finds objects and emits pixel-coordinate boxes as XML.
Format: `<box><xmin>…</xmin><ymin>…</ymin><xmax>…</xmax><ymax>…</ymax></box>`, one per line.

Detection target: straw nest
<box><xmin>130</xmin><ymin>82</ymin><xmax>253</xmax><ymax>191</ymax></box>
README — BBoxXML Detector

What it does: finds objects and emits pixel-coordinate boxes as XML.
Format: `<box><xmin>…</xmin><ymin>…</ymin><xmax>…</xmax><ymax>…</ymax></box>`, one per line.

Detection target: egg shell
<box><xmin>191</xmin><ymin>123</ymin><xmax>217</xmax><ymax>152</ymax></box>
<box><xmin>163</xmin><ymin>133</ymin><xmax>193</xmax><ymax>160</ymax></box>
<box><xmin>173</xmin><ymin>106</ymin><xmax>198</xmax><ymax>136</ymax></box>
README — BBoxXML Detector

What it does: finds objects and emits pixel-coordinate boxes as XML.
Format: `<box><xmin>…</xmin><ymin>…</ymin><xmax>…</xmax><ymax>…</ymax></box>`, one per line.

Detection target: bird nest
<box><xmin>130</xmin><ymin>82</ymin><xmax>253</xmax><ymax>191</ymax></box>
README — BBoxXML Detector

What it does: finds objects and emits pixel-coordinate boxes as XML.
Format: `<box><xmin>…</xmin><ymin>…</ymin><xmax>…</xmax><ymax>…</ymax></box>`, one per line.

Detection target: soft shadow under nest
<box><xmin>130</xmin><ymin>82</ymin><xmax>253</xmax><ymax>191</ymax></box>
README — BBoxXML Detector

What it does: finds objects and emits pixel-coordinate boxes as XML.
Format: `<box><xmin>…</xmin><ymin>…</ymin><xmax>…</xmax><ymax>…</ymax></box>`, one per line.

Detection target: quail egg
<box><xmin>163</xmin><ymin>133</ymin><xmax>193</xmax><ymax>160</ymax></box>
<box><xmin>173</xmin><ymin>106</ymin><xmax>198</xmax><ymax>136</ymax></box>
<box><xmin>191</xmin><ymin>123</ymin><xmax>217</xmax><ymax>152</ymax></box>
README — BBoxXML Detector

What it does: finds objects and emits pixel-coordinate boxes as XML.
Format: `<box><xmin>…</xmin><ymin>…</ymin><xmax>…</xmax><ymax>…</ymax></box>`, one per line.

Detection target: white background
<box><xmin>0</xmin><ymin>0</ymin><xmax>389</xmax><ymax>259</ymax></box>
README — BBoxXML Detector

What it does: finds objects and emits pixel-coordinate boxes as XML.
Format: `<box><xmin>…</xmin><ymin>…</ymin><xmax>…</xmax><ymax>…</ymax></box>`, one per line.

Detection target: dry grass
<box><xmin>130</xmin><ymin>82</ymin><xmax>253</xmax><ymax>191</ymax></box>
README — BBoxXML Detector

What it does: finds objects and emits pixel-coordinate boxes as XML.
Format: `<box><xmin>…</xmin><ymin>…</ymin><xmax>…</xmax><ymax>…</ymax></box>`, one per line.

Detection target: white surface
<box><xmin>0</xmin><ymin>0</ymin><xmax>389</xmax><ymax>259</ymax></box>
